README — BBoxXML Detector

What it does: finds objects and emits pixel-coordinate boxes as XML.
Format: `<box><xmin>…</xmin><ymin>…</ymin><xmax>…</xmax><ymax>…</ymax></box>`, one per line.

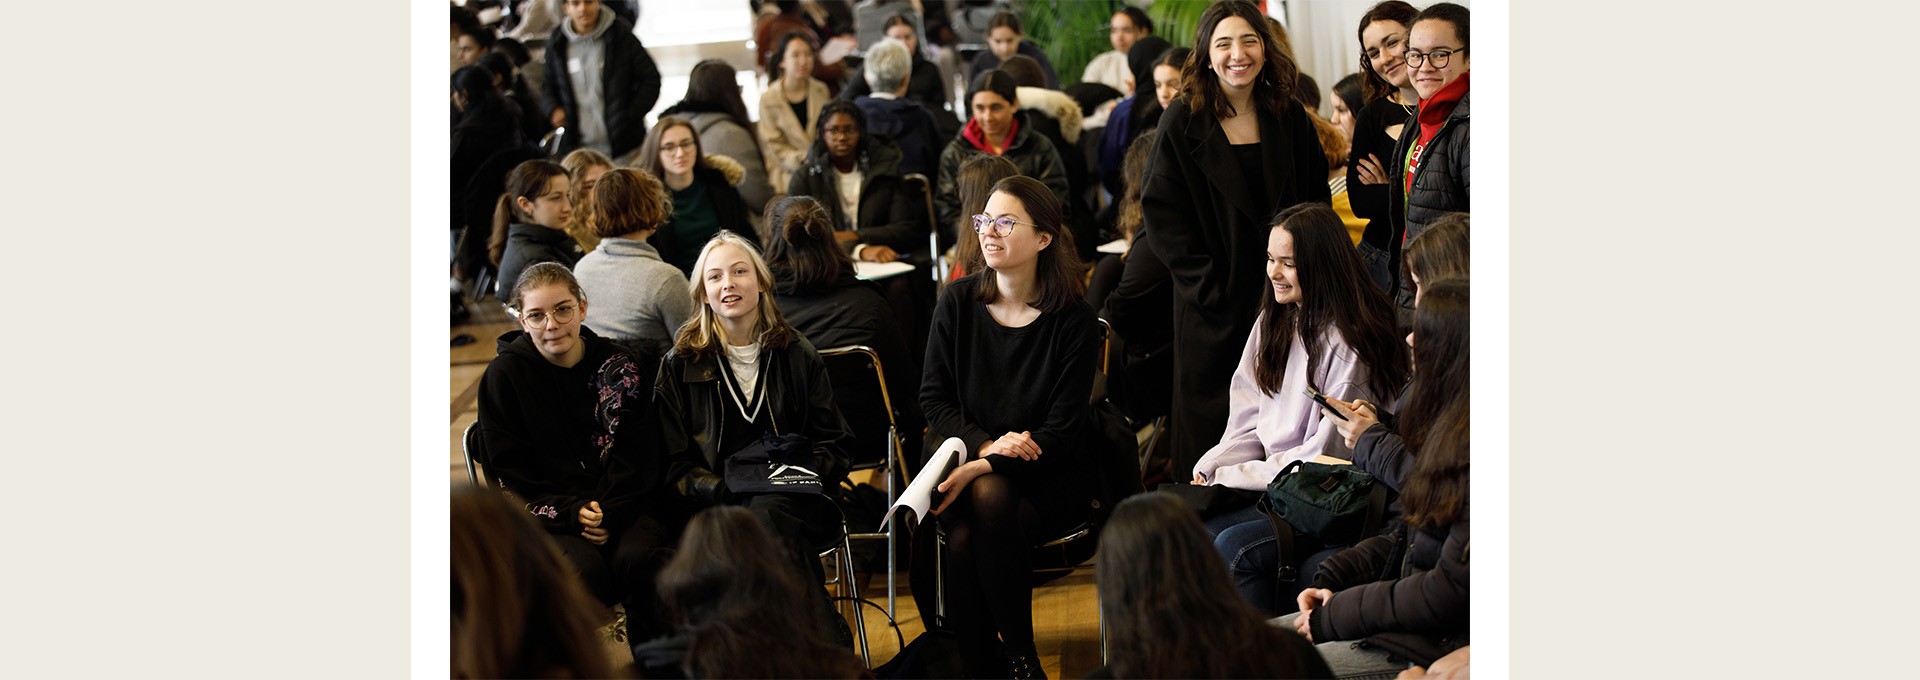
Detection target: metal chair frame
<box><xmin>817</xmin><ymin>345</ymin><xmax>913</xmax><ymax>620</ymax></box>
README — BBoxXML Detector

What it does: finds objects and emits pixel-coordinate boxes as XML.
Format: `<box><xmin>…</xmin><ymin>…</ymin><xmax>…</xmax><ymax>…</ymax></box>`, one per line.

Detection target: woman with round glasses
<box><xmin>917</xmin><ymin>175</ymin><xmax>1099</xmax><ymax>678</ymax></box>
<box><xmin>476</xmin><ymin>261</ymin><xmax>679</xmax><ymax>647</ymax></box>
<box><xmin>1382</xmin><ymin>3</ymin><xmax>1470</xmax><ymax>309</ymax></box>
<box><xmin>1141</xmin><ymin>0</ymin><xmax>1331</xmax><ymax>485</ymax></box>
<box><xmin>1346</xmin><ymin>1</ymin><xmax>1420</xmax><ymax>292</ymax></box>
<box><xmin>642</xmin><ymin>116</ymin><xmax>756</xmax><ymax>275</ymax></box>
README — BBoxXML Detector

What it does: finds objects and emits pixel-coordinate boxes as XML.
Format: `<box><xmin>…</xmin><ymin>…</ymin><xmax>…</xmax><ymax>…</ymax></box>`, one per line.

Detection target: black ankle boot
<box><xmin>1005</xmin><ymin>650</ymin><xmax>1046</xmax><ymax>680</ymax></box>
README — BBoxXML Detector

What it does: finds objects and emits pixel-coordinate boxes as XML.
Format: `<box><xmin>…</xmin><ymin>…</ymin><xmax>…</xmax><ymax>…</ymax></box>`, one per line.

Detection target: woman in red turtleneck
<box><xmin>1383</xmin><ymin>2</ymin><xmax>1470</xmax><ymax>314</ymax></box>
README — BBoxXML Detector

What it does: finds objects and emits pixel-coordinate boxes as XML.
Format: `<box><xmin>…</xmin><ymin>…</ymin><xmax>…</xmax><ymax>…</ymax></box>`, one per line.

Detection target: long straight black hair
<box><xmin>1400</xmin><ymin>278</ymin><xmax>1469</xmax><ymax>529</ymax></box>
<box><xmin>1254</xmin><ymin>203</ymin><xmax>1409</xmax><ymax>401</ymax></box>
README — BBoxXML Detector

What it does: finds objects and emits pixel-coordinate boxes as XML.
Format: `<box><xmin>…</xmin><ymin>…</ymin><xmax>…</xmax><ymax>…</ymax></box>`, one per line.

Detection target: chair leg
<box><xmin>884</xmin><ymin>430</ymin><xmax>898</xmax><ymax>619</ymax></box>
<box><xmin>845</xmin><ymin>528</ymin><xmax>871</xmax><ymax>666</ymax></box>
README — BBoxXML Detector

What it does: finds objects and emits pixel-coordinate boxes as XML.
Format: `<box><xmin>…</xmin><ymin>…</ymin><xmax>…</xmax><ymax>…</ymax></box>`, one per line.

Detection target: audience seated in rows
<box><xmin>839</xmin><ymin>14</ymin><xmax>957</xmax><ymax>139</ymax></box>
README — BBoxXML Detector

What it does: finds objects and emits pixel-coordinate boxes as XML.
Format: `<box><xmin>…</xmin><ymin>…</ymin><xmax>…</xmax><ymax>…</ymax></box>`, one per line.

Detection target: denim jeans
<box><xmin>1273</xmin><ymin>613</ymin><xmax>1411</xmax><ymax>680</ymax></box>
<box><xmin>1206</xmin><ymin>506</ymin><xmax>1342</xmax><ymax>616</ymax></box>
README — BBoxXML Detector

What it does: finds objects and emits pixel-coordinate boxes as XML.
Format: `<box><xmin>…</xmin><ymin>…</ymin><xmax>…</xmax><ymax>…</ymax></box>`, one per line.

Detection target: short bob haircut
<box><xmin>589</xmin><ymin>168</ymin><xmax>673</xmax><ymax>239</ymax></box>
<box><xmin>507</xmin><ymin>261</ymin><xmax>587</xmax><ymax>317</ymax></box>
<box><xmin>1182</xmin><ymin>0</ymin><xmax>1298</xmax><ymax>123</ymax></box>
<box><xmin>639</xmin><ymin>115</ymin><xmax>706</xmax><ymax>181</ymax></box>
<box><xmin>972</xmin><ymin>175</ymin><xmax>1084</xmax><ymax>312</ymax></box>
<box><xmin>764</xmin><ymin>195</ymin><xmax>853</xmax><ymax>295</ymax></box>
<box><xmin>862</xmin><ymin>37</ymin><xmax>913</xmax><ymax>93</ymax></box>
<box><xmin>672</xmin><ymin>231</ymin><xmax>794</xmax><ymax>358</ymax></box>
<box><xmin>1355</xmin><ymin>1</ymin><xmax>1419</xmax><ymax>103</ymax></box>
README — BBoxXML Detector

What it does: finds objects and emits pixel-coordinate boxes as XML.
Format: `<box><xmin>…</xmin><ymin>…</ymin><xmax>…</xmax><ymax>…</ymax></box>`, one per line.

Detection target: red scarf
<box><xmin>1404</xmin><ymin>71</ymin><xmax>1469</xmax><ymax>195</ymax></box>
<box><xmin>961</xmin><ymin>116</ymin><xmax>1020</xmax><ymax>155</ymax></box>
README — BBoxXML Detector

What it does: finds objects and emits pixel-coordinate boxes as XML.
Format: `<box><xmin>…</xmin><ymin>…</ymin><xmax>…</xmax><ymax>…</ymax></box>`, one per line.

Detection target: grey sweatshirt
<box><xmin>560</xmin><ymin>10</ymin><xmax>615</xmax><ymax>154</ymax></box>
<box><xmin>574</xmin><ymin>236</ymin><xmax>694</xmax><ymax>357</ymax></box>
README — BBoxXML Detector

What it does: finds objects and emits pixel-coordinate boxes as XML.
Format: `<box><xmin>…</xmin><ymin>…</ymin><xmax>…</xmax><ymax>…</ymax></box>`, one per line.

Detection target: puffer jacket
<box><xmin>654</xmin><ymin>335</ymin><xmax>850</xmax><ymax>506</ymax></box>
<box><xmin>541</xmin><ymin>13</ymin><xmax>662</xmax><ymax>159</ymax></box>
<box><xmin>1309</xmin><ymin>504</ymin><xmax>1470</xmax><ymax>660</ymax></box>
<box><xmin>787</xmin><ymin>135</ymin><xmax>926</xmax><ymax>253</ymax></box>
<box><xmin>1382</xmin><ymin>92</ymin><xmax>1469</xmax><ymax>297</ymax></box>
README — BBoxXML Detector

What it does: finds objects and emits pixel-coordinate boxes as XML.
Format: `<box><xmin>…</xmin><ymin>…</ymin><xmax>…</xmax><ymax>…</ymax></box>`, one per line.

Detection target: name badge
<box><xmin>568</xmin><ymin>58</ymin><xmax>582</xmax><ymax>75</ymax></box>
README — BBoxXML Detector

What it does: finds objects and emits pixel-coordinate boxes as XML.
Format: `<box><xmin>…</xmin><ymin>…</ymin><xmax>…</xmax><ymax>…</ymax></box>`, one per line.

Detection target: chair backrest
<box><xmin>462</xmin><ymin>420</ymin><xmax>500</xmax><ymax>488</ymax></box>
<box><xmin>818</xmin><ymin>345</ymin><xmax>899</xmax><ymax>474</ymax></box>
<box><xmin>900</xmin><ymin>173</ymin><xmax>946</xmax><ymax>287</ymax></box>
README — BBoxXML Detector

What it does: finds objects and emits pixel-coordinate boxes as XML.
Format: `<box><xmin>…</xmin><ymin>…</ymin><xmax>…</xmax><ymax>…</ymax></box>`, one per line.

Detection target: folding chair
<box><xmin>817</xmin><ymin>345</ymin><xmax>913</xmax><ymax>621</ymax></box>
<box><xmin>901</xmin><ymin>173</ymin><xmax>947</xmax><ymax>287</ymax></box>
<box><xmin>461</xmin><ymin>421</ymin><xmax>499</xmax><ymax>488</ymax></box>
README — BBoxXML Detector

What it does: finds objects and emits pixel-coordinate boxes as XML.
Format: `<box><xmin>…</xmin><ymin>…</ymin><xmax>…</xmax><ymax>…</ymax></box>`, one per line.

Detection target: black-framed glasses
<box><xmin>971</xmin><ymin>213</ymin><xmax>1035</xmax><ymax>237</ymax></box>
<box><xmin>1403</xmin><ymin>47</ymin><xmax>1465</xmax><ymax>69</ymax></box>
<box><xmin>659</xmin><ymin>140</ymin><xmax>697</xmax><ymax>154</ymax></box>
<box><xmin>521</xmin><ymin>303</ymin><xmax>579</xmax><ymax>328</ymax></box>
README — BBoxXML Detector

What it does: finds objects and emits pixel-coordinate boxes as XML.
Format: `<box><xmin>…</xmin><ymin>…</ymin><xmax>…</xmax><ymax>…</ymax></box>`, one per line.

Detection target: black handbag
<box><xmin>1257</xmin><ymin>460</ymin><xmax>1391</xmax><ymax>584</ymax></box>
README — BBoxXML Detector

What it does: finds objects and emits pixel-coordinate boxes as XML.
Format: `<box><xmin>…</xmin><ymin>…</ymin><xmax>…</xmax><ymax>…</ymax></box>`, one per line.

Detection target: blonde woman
<box><xmin>559</xmin><ymin>148</ymin><xmax>614</xmax><ymax>253</ymax></box>
<box><xmin>653</xmin><ymin>231</ymin><xmax>854</xmax><ymax>647</ymax></box>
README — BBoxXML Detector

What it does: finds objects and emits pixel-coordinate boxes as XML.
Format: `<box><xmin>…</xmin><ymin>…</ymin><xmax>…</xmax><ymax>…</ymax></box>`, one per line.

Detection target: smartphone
<box><xmin>1304</xmin><ymin>386</ymin><xmax>1348</xmax><ymax>421</ymax></box>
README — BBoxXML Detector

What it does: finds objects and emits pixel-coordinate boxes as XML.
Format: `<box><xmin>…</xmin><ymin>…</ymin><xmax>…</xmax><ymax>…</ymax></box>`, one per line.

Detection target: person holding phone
<box><xmin>1188</xmin><ymin>203</ymin><xmax>1409</xmax><ymax>615</ymax></box>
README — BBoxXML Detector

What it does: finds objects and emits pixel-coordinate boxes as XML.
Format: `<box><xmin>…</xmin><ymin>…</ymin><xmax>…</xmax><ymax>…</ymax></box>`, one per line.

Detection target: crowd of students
<box><xmin>451</xmin><ymin>1</ymin><xmax>1471</xmax><ymax>678</ymax></box>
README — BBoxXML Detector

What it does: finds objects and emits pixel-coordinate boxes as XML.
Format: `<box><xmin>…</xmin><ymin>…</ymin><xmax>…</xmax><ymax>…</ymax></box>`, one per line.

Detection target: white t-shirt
<box><xmin>834</xmin><ymin>166</ymin><xmax>863</xmax><ymax>229</ymax></box>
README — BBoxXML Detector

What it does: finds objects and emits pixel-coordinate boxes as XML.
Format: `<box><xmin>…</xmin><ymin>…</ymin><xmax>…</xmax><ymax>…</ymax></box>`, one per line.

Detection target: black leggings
<box><xmin>551</xmin><ymin>514</ymin><xmax>675</xmax><ymax>642</ymax></box>
<box><xmin>935</xmin><ymin>472</ymin><xmax>1044</xmax><ymax>662</ymax></box>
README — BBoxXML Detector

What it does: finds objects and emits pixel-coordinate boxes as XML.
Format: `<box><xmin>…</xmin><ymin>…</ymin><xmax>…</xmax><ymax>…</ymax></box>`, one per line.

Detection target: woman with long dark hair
<box><xmin>1141</xmin><ymin>0</ymin><xmax>1331</xmax><ymax>485</ymax></box>
<box><xmin>759</xmin><ymin>31</ymin><xmax>833</xmax><ymax>192</ymax></box>
<box><xmin>632</xmin><ymin>506</ymin><xmax>865</xmax><ymax>679</ymax></box>
<box><xmin>1093</xmin><ymin>492</ymin><xmax>1332</xmax><ymax>679</ymax></box>
<box><xmin>1191</xmin><ymin>203</ymin><xmax>1409</xmax><ymax>614</ymax></box>
<box><xmin>659</xmin><ymin>59</ymin><xmax>775</xmax><ymax>224</ymax></box>
<box><xmin>917</xmin><ymin>176</ymin><xmax>1099</xmax><ymax>678</ymax></box>
<box><xmin>1347</xmin><ymin>0</ymin><xmax>1420</xmax><ymax>291</ymax></box>
<box><xmin>1290</xmin><ymin>279</ymin><xmax>1471</xmax><ymax>679</ymax></box>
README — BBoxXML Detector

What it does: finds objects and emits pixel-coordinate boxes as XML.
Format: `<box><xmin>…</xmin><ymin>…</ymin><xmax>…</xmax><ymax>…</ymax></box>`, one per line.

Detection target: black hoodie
<box><xmin>476</xmin><ymin>326</ymin><xmax>668</xmax><ymax>534</ymax></box>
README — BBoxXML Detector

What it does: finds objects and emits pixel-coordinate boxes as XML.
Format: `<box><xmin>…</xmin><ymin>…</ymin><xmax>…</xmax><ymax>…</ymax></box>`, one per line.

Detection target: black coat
<box><xmin>787</xmin><ymin>136</ymin><xmax>927</xmax><ymax>254</ymax></box>
<box><xmin>839</xmin><ymin>55</ymin><xmax>959</xmax><ymax>138</ymax></box>
<box><xmin>1140</xmin><ymin>98</ymin><xmax>1331</xmax><ymax>479</ymax></box>
<box><xmin>653</xmin><ymin>335</ymin><xmax>850</xmax><ymax>506</ymax></box>
<box><xmin>934</xmin><ymin>111</ymin><xmax>1069</xmax><ymax>250</ymax></box>
<box><xmin>647</xmin><ymin>164</ymin><xmax>756</xmax><ymax>274</ymax></box>
<box><xmin>541</xmin><ymin>15</ymin><xmax>662</xmax><ymax>159</ymax></box>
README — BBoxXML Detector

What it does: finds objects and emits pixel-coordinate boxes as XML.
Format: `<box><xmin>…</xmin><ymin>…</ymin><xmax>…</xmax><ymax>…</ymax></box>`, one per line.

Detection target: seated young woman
<box><xmin>574</xmin><ymin>168</ymin><xmax>696</xmax><ymax>359</ymax></box>
<box><xmin>916</xmin><ymin>175</ymin><xmax>1100</xmax><ymax>678</ymax></box>
<box><xmin>642</xmin><ymin>117</ymin><xmax>756</xmax><ymax>275</ymax></box>
<box><xmin>632</xmin><ymin>506</ymin><xmax>865</xmax><ymax>679</ymax></box>
<box><xmin>651</xmin><ymin>231</ymin><xmax>853</xmax><ymax>646</ymax></box>
<box><xmin>786</xmin><ymin>99</ymin><xmax>926</xmax><ymax>263</ymax></box>
<box><xmin>1090</xmin><ymin>491</ymin><xmax>1332</xmax><ymax>679</ymax></box>
<box><xmin>1324</xmin><ymin>212</ymin><xmax>1468</xmax><ymax>440</ymax></box>
<box><xmin>490</xmin><ymin>159</ymin><xmax>582</xmax><ymax>302</ymax></box>
<box><xmin>764</xmin><ymin>195</ymin><xmax>924</xmax><ymax>441</ymax></box>
<box><xmin>475</xmin><ymin>262</ymin><xmax>677</xmax><ymax>644</ymax></box>
<box><xmin>1288</xmin><ymin>278</ymin><xmax>1471</xmax><ymax>679</ymax></box>
<box><xmin>1190</xmin><ymin>203</ymin><xmax>1411</xmax><ymax>616</ymax></box>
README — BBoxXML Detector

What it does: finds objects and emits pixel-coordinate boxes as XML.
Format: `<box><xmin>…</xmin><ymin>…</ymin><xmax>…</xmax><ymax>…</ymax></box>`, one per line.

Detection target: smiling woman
<box><xmin>1141</xmin><ymin>0</ymin><xmax>1331</xmax><ymax>482</ymax></box>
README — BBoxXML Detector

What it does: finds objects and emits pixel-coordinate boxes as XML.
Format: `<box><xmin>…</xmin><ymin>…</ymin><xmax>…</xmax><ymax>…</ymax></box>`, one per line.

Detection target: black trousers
<box><xmin>550</xmin><ymin>513</ymin><xmax>675</xmax><ymax>643</ymax></box>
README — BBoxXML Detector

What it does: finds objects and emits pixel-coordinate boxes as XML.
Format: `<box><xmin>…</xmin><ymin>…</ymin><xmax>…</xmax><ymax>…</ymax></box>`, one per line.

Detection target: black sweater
<box><xmin>476</xmin><ymin>327</ymin><xmax>668</xmax><ymax>534</ymax></box>
<box><xmin>918</xmin><ymin>275</ymin><xmax>1099</xmax><ymax>512</ymax></box>
<box><xmin>1346</xmin><ymin>97</ymin><xmax>1413</xmax><ymax>250</ymax></box>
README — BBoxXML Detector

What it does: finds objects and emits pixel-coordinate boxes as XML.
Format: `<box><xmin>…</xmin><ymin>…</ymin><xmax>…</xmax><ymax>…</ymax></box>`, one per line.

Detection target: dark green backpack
<box><xmin>1257</xmin><ymin>460</ymin><xmax>1392</xmax><ymax>584</ymax></box>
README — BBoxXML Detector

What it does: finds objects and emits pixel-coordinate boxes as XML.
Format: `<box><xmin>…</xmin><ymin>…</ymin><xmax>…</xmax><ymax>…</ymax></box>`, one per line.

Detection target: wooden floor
<box><xmin>451</xmin><ymin>301</ymin><xmax>1105</xmax><ymax>678</ymax></box>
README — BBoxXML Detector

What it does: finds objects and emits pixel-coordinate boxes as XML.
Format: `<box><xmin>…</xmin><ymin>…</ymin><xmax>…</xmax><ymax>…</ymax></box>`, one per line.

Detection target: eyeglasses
<box><xmin>971</xmin><ymin>213</ymin><xmax>1036</xmax><ymax>237</ymax></box>
<box><xmin>1403</xmin><ymin>47</ymin><xmax>1465</xmax><ymax>69</ymax></box>
<box><xmin>521</xmin><ymin>303</ymin><xmax>579</xmax><ymax>328</ymax></box>
<box><xmin>660</xmin><ymin>140</ymin><xmax>697</xmax><ymax>154</ymax></box>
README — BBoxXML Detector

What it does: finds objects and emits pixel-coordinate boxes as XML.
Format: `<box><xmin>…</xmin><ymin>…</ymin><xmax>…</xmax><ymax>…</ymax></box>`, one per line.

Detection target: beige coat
<box><xmin>756</xmin><ymin>76</ymin><xmax>830</xmax><ymax>191</ymax></box>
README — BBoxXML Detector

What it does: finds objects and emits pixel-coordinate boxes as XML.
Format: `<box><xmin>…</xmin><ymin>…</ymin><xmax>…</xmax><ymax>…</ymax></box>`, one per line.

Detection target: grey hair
<box><xmin>863</xmin><ymin>37</ymin><xmax>912</xmax><ymax>94</ymax></box>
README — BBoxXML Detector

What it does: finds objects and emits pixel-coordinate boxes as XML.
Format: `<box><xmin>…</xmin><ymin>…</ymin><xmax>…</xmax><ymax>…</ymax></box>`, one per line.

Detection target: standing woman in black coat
<box><xmin>1346</xmin><ymin>1</ymin><xmax>1420</xmax><ymax>293</ymax></box>
<box><xmin>1141</xmin><ymin>0</ymin><xmax>1330</xmax><ymax>482</ymax></box>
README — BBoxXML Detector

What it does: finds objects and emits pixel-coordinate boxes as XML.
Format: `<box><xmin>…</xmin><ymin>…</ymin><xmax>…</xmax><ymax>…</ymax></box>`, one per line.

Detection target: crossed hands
<box><xmin>577</xmin><ymin>501</ymin><xmax>608</xmax><ymax>545</ymax></box>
